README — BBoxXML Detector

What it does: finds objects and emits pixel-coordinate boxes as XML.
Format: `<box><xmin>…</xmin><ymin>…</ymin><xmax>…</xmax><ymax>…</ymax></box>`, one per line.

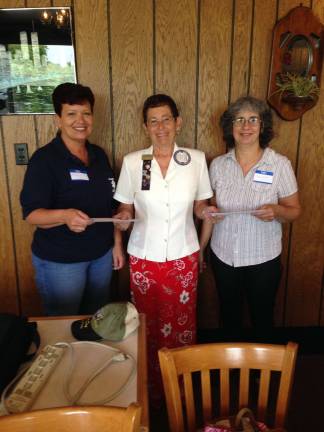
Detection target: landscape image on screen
<box><xmin>0</xmin><ymin>8</ymin><xmax>76</xmax><ymax>114</ymax></box>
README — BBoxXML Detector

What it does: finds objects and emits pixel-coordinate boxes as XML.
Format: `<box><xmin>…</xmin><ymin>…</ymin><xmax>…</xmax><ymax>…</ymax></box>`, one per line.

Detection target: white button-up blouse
<box><xmin>114</xmin><ymin>145</ymin><xmax>213</xmax><ymax>262</ymax></box>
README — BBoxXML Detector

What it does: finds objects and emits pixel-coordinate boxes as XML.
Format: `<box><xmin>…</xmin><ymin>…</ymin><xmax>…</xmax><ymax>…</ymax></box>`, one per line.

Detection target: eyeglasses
<box><xmin>147</xmin><ymin>116</ymin><xmax>174</xmax><ymax>128</ymax></box>
<box><xmin>232</xmin><ymin>116</ymin><xmax>261</xmax><ymax>127</ymax></box>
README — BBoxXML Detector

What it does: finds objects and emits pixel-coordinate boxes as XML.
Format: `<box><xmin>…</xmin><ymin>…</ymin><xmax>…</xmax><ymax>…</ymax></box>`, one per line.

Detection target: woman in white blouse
<box><xmin>113</xmin><ymin>94</ymin><xmax>216</xmax><ymax>406</ymax></box>
<box><xmin>200</xmin><ymin>96</ymin><xmax>301</xmax><ymax>330</ymax></box>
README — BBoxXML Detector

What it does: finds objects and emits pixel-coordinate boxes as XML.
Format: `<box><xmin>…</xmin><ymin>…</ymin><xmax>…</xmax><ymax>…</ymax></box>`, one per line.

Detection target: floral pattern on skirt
<box><xmin>129</xmin><ymin>251</ymin><xmax>199</xmax><ymax>407</ymax></box>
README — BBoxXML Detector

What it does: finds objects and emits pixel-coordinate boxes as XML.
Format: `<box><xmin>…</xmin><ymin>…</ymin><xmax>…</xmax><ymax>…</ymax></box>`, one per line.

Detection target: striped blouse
<box><xmin>209</xmin><ymin>148</ymin><xmax>298</xmax><ymax>267</ymax></box>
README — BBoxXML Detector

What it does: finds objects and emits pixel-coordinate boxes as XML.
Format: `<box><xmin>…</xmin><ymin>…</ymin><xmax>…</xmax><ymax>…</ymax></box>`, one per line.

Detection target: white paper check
<box><xmin>209</xmin><ymin>209</ymin><xmax>265</xmax><ymax>217</ymax></box>
<box><xmin>91</xmin><ymin>218</ymin><xmax>138</xmax><ymax>223</ymax></box>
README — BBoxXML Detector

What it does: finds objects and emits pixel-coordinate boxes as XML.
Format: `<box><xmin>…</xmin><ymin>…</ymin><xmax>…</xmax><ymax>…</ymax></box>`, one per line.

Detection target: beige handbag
<box><xmin>203</xmin><ymin>407</ymin><xmax>276</xmax><ymax>432</ymax></box>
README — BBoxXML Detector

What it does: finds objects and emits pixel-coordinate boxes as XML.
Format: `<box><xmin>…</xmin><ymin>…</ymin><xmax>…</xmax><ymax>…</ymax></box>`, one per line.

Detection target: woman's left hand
<box><xmin>253</xmin><ymin>204</ymin><xmax>277</xmax><ymax>222</ymax></box>
<box><xmin>201</xmin><ymin>205</ymin><xmax>225</xmax><ymax>223</ymax></box>
<box><xmin>112</xmin><ymin>243</ymin><xmax>125</xmax><ymax>270</ymax></box>
<box><xmin>254</xmin><ymin>193</ymin><xmax>301</xmax><ymax>223</ymax></box>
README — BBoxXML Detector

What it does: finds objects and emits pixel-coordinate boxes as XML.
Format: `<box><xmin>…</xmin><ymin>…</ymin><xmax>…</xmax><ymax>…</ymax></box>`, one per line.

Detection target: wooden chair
<box><xmin>0</xmin><ymin>403</ymin><xmax>141</xmax><ymax>432</ymax></box>
<box><xmin>159</xmin><ymin>342</ymin><xmax>298</xmax><ymax>432</ymax></box>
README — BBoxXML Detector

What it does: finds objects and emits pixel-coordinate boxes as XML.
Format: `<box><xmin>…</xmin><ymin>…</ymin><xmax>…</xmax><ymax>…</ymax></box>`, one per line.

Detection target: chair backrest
<box><xmin>0</xmin><ymin>403</ymin><xmax>141</xmax><ymax>432</ymax></box>
<box><xmin>159</xmin><ymin>342</ymin><xmax>298</xmax><ymax>432</ymax></box>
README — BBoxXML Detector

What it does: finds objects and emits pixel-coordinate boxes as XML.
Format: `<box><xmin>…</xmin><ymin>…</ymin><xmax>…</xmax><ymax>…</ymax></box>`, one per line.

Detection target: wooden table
<box><xmin>28</xmin><ymin>313</ymin><xmax>149</xmax><ymax>430</ymax></box>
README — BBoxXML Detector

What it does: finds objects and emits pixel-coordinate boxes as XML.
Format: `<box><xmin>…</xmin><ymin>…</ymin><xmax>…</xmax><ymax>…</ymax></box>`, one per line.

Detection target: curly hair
<box><xmin>220</xmin><ymin>96</ymin><xmax>274</xmax><ymax>148</ymax></box>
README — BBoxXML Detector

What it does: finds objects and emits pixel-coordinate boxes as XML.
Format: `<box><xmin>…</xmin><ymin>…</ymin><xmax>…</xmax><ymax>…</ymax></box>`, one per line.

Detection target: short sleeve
<box><xmin>209</xmin><ymin>158</ymin><xmax>218</xmax><ymax>191</ymax></box>
<box><xmin>195</xmin><ymin>152</ymin><xmax>213</xmax><ymax>200</ymax></box>
<box><xmin>113</xmin><ymin>156</ymin><xmax>135</xmax><ymax>204</ymax></box>
<box><xmin>20</xmin><ymin>151</ymin><xmax>54</xmax><ymax>219</ymax></box>
<box><xmin>277</xmin><ymin>158</ymin><xmax>298</xmax><ymax>198</ymax></box>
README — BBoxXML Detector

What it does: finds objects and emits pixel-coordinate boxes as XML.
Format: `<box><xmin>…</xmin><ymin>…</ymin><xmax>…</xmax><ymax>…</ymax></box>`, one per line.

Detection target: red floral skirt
<box><xmin>129</xmin><ymin>251</ymin><xmax>199</xmax><ymax>406</ymax></box>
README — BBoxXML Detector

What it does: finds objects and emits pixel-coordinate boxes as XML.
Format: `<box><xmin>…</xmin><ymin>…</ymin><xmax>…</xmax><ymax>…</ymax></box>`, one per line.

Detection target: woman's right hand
<box><xmin>63</xmin><ymin>209</ymin><xmax>91</xmax><ymax>233</ymax></box>
<box><xmin>113</xmin><ymin>210</ymin><xmax>133</xmax><ymax>231</ymax></box>
<box><xmin>113</xmin><ymin>203</ymin><xmax>134</xmax><ymax>231</ymax></box>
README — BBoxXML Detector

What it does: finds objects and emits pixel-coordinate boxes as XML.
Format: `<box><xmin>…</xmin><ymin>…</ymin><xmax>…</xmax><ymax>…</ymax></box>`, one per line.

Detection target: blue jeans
<box><xmin>32</xmin><ymin>249</ymin><xmax>113</xmax><ymax>316</ymax></box>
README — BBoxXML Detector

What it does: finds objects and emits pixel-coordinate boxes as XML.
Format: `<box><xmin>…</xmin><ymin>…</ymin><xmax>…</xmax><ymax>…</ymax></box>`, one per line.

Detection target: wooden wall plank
<box><xmin>2</xmin><ymin>117</ymin><xmax>42</xmax><ymax>315</ymax></box>
<box><xmin>313</xmin><ymin>0</ymin><xmax>324</xmax><ymax>328</ymax></box>
<box><xmin>53</xmin><ymin>0</ymin><xmax>71</xmax><ymax>6</ymax></box>
<box><xmin>249</xmin><ymin>0</ymin><xmax>276</xmax><ymax>98</ymax></box>
<box><xmin>269</xmin><ymin>1</ymin><xmax>309</xmax><ymax>325</ymax></box>
<box><xmin>155</xmin><ymin>0</ymin><xmax>197</xmax><ymax>148</ymax></box>
<box><xmin>0</xmin><ymin>128</ymin><xmax>19</xmax><ymax>313</ymax></box>
<box><xmin>271</xmin><ymin>0</ymin><xmax>311</xmax><ymax>325</ymax></box>
<box><xmin>0</xmin><ymin>0</ymin><xmax>24</xmax><ymax>6</ymax></box>
<box><xmin>109</xmin><ymin>0</ymin><xmax>153</xmax><ymax>302</ymax></box>
<box><xmin>0</xmin><ymin>0</ymin><xmax>27</xmax><ymax>314</ymax></box>
<box><xmin>286</xmin><ymin>105</ymin><xmax>324</xmax><ymax>325</ymax></box>
<box><xmin>35</xmin><ymin>115</ymin><xmax>56</xmax><ymax>147</ymax></box>
<box><xmin>110</xmin><ymin>0</ymin><xmax>153</xmax><ymax>169</ymax></box>
<box><xmin>73</xmin><ymin>0</ymin><xmax>111</xmax><ymax>156</ymax></box>
<box><xmin>197</xmin><ymin>0</ymin><xmax>232</xmax><ymax>161</ymax></box>
<box><xmin>285</xmin><ymin>1</ymin><xmax>324</xmax><ymax>326</ymax></box>
<box><xmin>26</xmin><ymin>0</ymin><xmax>49</xmax><ymax>6</ymax></box>
<box><xmin>269</xmin><ymin>0</ymin><xmax>310</xmax><ymax>325</ymax></box>
<box><xmin>196</xmin><ymin>0</ymin><xmax>233</xmax><ymax>329</ymax></box>
<box><xmin>230</xmin><ymin>0</ymin><xmax>253</xmax><ymax>101</ymax></box>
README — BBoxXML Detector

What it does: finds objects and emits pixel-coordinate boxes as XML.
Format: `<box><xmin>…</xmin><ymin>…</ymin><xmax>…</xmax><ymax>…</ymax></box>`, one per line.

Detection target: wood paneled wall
<box><xmin>0</xmin><ymin>0</ymin><xmax>323</xmax><ymax>326</ymax></box>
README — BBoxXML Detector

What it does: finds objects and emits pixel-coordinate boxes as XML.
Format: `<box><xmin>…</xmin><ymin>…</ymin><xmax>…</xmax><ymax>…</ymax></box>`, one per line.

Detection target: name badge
<box><xmin>253</xmin><ymin>170</ymin><xmax>273</xmax><ymax>184</ymax></box>
<box><xmin>69</xmin><ymin>169</ymin><xmax>89</xmax><ymax>181</ymax></box>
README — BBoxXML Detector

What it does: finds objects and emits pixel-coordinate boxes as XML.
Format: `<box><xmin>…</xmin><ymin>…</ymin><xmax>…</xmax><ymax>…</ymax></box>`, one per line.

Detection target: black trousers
<box><xmin>210</xmin><ymin>252</ymin><xmax>282</xmax><ymax>329</ymax></box>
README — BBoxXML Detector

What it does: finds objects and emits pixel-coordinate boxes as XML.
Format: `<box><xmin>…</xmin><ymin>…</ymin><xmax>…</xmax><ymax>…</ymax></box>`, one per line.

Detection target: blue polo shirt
<box><xmin>20</xmin><ymin>135</ymin><xmax>117</xmax><ymax>263</ymax></box>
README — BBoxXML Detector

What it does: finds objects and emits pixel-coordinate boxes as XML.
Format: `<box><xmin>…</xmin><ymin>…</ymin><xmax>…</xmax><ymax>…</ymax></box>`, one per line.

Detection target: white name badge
<box><xmin>253</xmin><ymin>170</ymin><xmax>273</xmax><ymax>184</ymax></box>
<box><xmin>69</xmin><ymin>169</ymin><xmax>89</xmax><ymax>181</ymax></box>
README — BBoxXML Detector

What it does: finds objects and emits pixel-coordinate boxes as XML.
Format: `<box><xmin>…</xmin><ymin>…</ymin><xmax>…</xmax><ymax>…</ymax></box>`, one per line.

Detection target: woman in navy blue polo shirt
<box><xmin>20</xmin><ymin>83</ymin><xmax>124</xmax><ymax>316</ymax></box>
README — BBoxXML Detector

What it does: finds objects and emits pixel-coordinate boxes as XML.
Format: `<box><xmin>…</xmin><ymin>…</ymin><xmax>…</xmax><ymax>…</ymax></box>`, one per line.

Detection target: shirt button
<box><xmin>164</xmin><ymin>239</ymin><xmax>167</xmax><ymax>242</ymax></box>
<box><xmin>165</xmin><ymin>220</ymin><xmax>168</xmax><ymax>223</ymax></box>
<box><xmin>166</xmin><ymin>203</ymin><xmax>169</xmax><ymax>207</ymax></box>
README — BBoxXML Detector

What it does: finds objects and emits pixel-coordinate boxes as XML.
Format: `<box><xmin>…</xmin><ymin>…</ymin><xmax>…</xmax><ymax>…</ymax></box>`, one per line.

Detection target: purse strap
<box><xmin>234</xmin><ymin>408</ymin><xmax>260</xmax><ymax>432</ymax></box>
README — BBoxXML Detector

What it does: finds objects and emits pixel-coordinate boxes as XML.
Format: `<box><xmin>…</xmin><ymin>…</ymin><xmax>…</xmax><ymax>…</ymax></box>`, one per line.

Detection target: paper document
<box><xmin>91</xmin><ymin>218</ymin><xmax>138</xmax><ymax>223</ymax></box>
<box><xmin>209</xmin><ymin>209</ymin><xmax>265</xmax><ymax>217</ymax></box>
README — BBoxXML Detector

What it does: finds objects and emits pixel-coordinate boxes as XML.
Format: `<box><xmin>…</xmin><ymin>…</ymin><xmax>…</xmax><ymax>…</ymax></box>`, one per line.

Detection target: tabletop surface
<box><xmin>27</xmin><ymin>314</ymin><xmax>148</xmax><ymax>429</ymax></box>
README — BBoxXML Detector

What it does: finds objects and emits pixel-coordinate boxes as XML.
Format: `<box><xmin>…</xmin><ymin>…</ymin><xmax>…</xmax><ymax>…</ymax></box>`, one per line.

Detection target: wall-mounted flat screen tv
<box><xmin>0</xmin><ymin>7</ymin><xmax>77</xmax><ymax>114</ymax></box>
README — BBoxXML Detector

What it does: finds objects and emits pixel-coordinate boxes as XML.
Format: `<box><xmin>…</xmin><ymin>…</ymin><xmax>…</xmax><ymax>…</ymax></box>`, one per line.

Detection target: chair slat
<box><xmin>239</xmin><ymin>368</ymin><xmax>249</xmax><ymax>408</ymax></box>
<box><xmin>201</xmin><ymin>369</ymin><xmax>212</xmax><ymax>421</ymax></box>
<box><xmin>257</xmin><ymin>369</ymin><xmax>270</xmax><ymax>422</ymax></box>
<box><xmin>275</xmin><ymin>343</ymin><xmax>298</xmax><ymax>427</ymax></box>
<box><xmin>183</xmin><ymin>372</ymin><xmax>196</xmax><ymax>432</ymax></box>
<box><xmin>220</xmin><ymin>368</ymin><xmax>230</xmax><ymax>416</ymax></box>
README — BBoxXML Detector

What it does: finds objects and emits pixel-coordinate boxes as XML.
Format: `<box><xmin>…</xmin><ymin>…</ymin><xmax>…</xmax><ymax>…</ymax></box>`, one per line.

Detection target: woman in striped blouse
<box><xmin>200</xmin><ymin>96</ymin><xmax>301</xmax><ymax>329</ymax></box>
